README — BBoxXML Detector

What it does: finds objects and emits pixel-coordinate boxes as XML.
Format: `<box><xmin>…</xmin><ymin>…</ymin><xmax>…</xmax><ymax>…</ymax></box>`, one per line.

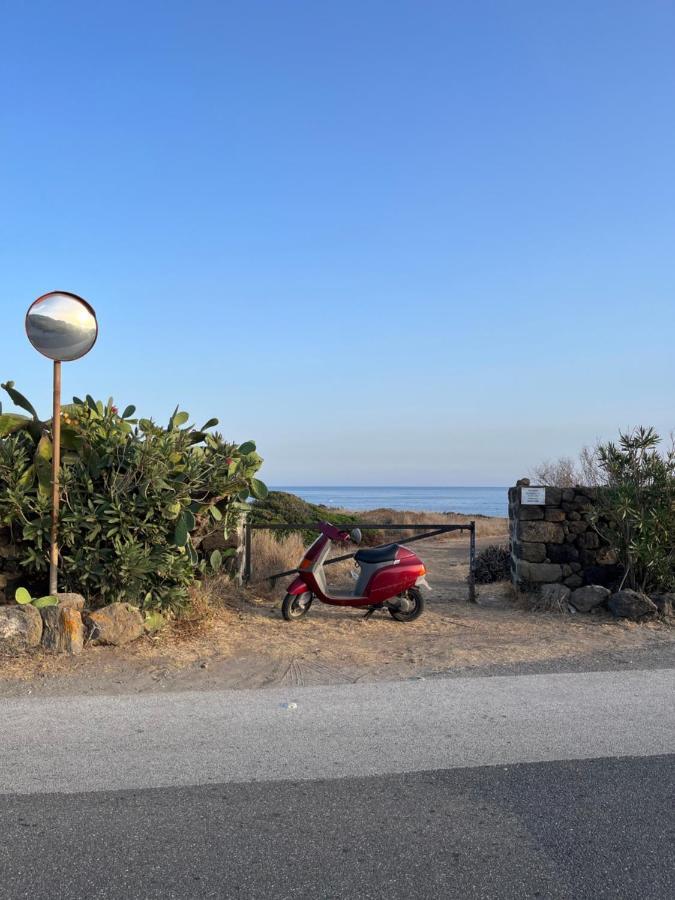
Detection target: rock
<box><xmin>515</xmin><ymin>542</ymin><xmax>546</xmax><ymax>563</ymax></box>
<box><xmin>518</xmin><ymin>507</ymin><xmax>544</xmax><ymax>521</ymax></box>
<box><xmin>41</xmin><ymin>607</ymin><xmax>84</xmax><ymax>654</ymax></box>
<box><xmin>546</xmin><ymin>543</ymin><xmax>580</xmax><ymax>564</ymax></box>
<box><xmin>580</xmin><ymin>532</ymin><xmax>600</xmax><ymax>550</ymax></box>
<box><xmin>544</xmin><ymin>509</ymin><xmax>566</xmax><ymax>522</ymax></box>
<box><xmin>539</xmin><ymin>583</ymin><xmax>571</xmax><ymax>608</ymax></box>
<box><xmin>53</xmin><ymin>592</ymin><xmax>85</xmax><ymax>611</ymax></box>
<box><xmin>562</xmin><ymin>489</ymin><xmax>575</xmax><ymax>503</ymax></box>
<box><xmin>85</xmin><ymin>602</ymin><xmax>144</xmax><ymax>646</ymax></box>
<box><xmin>608</xmin><ymin>590</ymin><xmax>657</xmax><ymax>621</ymax></box>
<box><xmin>518</xmin><ymin>522</ymin><xmax>565</xmax><ymax>544</ymax></box>
<box><xmin>516</xmin><ymin>478</ymin><xmax>531</xmax><ymax>487</ymax></box>
<box><xmin>516</xmin><ymin>561</ymin><xmax>563</xmax><ymax>584</ymax></box>
<box><xmin>568</xmin><ymin>521</ymin><xmax>588</xmax><ymax>535</ymax></box>
<box><xmin>570</xmin><ymin>585</ymin><xmax>610</xmax><ymax>613</ymax></box>
<box><xmin>0</xmin><ymin>544</ymin><xmax>18</xmax><ymax>559</ymax></box>
<box><xmin>0</xmin><ymin>605</ymin><xmax>42</xmax><ymax>652</ymax></box>
<box><xmin>544</xmin><ymin>487</ymin><xmax>562</xmax><ymax>506</ymax></box>
<box><xmin>650</xmin><ymin>593</ymin><xmax>674</xmax><ymax>618</ymax></box>
<box><xmin>564</xmin><ymin>575</ymin><xmax>584</xmax><ymax>590</ymax></box>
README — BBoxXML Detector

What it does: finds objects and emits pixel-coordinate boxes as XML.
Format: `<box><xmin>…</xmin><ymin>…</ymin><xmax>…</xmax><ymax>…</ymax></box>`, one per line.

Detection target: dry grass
<box><xmin>347</xmin><ymin>508</ymin><xmax>507</xmax><ymax>541</ymax></box>
<box><xmin>248</xmin><ymin>530</ymin><xmax>356</xmax><ymax>598</ymax></box>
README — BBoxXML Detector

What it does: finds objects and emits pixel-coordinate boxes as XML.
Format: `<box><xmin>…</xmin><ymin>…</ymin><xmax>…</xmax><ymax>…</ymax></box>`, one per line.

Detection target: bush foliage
<box><xmin>0</xmin><ymin>382</ymin><xmax>267</xmax><ymax>611</ymax></box>
<box><xmin>594</xmin><ymin>427</ymin><xmax>674</xmax><ymax>594</ymax></box>
<box><xmin>249</xmin><ymin>491</ymin><xmax>386</xmax><ymax>546</ymax></box>
<box><xmin>473</xmin><ymin>544</ymin><xmax>511</xmax><ymax>584</ymax></box>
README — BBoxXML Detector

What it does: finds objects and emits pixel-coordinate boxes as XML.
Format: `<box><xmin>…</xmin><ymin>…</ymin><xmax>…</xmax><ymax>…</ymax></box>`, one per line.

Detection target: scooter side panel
<box><xmin>365</xmin><ymin>563</ymin><xmax>425</xmax><ymax>603</ymax></box>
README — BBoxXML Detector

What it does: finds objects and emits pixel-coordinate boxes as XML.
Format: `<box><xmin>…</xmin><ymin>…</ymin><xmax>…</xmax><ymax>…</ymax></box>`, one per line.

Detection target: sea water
<box><xmin>272</xmin><ymin>486</ymin><xmax>508</xmax><ymax>518</ymax></box>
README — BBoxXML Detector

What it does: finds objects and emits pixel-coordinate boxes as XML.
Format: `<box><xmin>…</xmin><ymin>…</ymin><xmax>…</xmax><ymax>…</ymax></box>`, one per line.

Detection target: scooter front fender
<box><xmin>286</xmin><ymin>575</ymin><xmax>310</xmax><ymax>595</ymax></box>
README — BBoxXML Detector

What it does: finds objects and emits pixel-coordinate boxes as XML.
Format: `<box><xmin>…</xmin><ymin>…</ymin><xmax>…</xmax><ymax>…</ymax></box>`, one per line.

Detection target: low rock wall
<box><xmin>508</xmin><ymin>484</ymin><xmax>621</xmax><ymax>590</ymax></box>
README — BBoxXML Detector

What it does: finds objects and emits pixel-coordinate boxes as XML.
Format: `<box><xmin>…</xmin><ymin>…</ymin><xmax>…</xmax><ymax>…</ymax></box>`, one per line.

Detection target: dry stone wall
<box><xmin>508</xmin><ymin>484</ymin><xmax>622</xmax><ymax>591</ymax></box>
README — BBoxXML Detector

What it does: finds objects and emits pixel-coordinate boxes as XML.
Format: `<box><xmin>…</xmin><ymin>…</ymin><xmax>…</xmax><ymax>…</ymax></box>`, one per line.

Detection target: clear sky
<box><xmin>1</xmin><ymin>1</ymin><xmax>673</xmax><ymax>486</ymax></box>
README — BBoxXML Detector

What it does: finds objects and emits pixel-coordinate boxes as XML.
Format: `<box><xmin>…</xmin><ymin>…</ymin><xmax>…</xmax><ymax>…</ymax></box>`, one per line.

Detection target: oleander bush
<box><xmin>0</xmin><ymin>382</ymin><xmax>267</xmax><ymax>611</ymax></box>
<box><xmin>594</xmin><ymin>427</ymin><xmax>674</xmax><ymax>594</ymax></box>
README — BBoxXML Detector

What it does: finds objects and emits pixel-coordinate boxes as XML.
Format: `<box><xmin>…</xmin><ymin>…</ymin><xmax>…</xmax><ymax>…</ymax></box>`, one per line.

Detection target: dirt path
<box><xmin>1</xmin><ymin>536</ymin><xmax>673</xmax><ymax>698</ymax></box>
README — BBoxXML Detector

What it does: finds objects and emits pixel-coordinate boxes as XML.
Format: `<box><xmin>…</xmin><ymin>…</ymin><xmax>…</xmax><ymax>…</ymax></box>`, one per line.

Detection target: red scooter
<box><xmin>282</xmin><ymin>521</ymin><xmax>430</xmax><ymax>622</ymax></box>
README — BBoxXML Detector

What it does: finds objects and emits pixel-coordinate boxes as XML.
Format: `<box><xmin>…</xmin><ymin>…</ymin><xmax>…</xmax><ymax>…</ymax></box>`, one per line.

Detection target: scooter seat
<box><xmin>354</xmin><ymin>543</ymin><xmax>400</xmax><ymax>565</ymax></box>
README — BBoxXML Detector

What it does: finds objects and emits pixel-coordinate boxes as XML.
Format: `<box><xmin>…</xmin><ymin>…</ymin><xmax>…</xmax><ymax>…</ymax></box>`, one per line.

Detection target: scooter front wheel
<box><xmin>282</xmin><ymin>592</ymin><xmax>313</xmax><ymax>621</ymax></box>
<box><xmin>389</xmin><ymin>587</ymin><xmax>425</xmax><ymax>622</ymax></box>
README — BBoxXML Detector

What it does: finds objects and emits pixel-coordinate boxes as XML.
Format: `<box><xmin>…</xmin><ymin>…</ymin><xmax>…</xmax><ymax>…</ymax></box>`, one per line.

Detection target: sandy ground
<box><xmin>1</xmin><ymin>535</ymin><xmax>673</xmax><ymax>698</ymax></box>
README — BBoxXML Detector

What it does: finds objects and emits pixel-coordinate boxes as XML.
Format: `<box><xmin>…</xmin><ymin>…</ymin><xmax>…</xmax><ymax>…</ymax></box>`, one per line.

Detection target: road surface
<box><xmin>1</xmin><ymin>668</ymin><xmax>673</xmax><ymax>898</ymax></box>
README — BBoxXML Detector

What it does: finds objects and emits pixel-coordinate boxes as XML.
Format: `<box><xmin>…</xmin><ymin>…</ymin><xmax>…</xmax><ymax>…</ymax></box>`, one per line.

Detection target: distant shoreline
<box><xmin>271</xmin><ymin>485</ymin><xmax>508</xmax><ymax>518</ymax></box>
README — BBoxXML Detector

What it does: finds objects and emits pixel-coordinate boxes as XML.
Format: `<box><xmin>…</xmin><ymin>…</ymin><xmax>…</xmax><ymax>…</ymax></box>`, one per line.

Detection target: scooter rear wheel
<box><xmin>389</xmin><ymin>587</ymin><xmax>424</xmax><ymax>622</ymax></box>
<box><xmin>282</xmin><ymin>592</ymin><xmax>313</xmax><ymax>621</ymax></box>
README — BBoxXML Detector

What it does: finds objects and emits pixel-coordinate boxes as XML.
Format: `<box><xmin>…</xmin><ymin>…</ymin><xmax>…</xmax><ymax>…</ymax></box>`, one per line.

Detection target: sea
<box><xmin>272</xmin><ymin>486</ymin><xmax>508</xmax><ymax>518</ymax></box>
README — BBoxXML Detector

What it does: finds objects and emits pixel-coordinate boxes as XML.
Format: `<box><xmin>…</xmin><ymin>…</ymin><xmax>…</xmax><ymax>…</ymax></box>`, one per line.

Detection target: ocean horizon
<box><xmin>272</xmin><ymin>486</ymin><xmax>508</xmax><ymax>518</ymax></box>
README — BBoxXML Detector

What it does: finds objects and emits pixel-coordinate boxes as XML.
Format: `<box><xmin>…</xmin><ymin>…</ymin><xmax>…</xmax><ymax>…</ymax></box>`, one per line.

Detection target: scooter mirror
<box><xmin>350</xmin><ymin>528</ymin><xmax>362</xmax><ymax>544</ymax></box>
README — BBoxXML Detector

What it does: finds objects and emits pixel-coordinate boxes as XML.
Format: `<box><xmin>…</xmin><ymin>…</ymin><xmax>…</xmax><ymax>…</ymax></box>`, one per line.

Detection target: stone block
<box><xmin>85</xmin><ymin>602</ymin><xmax>144</xmax><ymax>646</ymax></box>
<box><xmin>562</xmin><ymin>489</ymin><xmax>575</xmax><ymax>503</ymax></box>
<box><xmin>516</xmin><ymin>561</ymin><xmax>563</xmax><ymax>584</ymax></box>
<box><xmin>546</xmin><ymin>543</ymin><xmax>580</xmax><ymax>564</ymax></box>
<box><xmin>544</xmin><ymin>509</ymin><xmax>566</xmax><ymax>522</ymax></box>
<box><xmin>570</xmin><ymin>585</ymin><xmax>610</xmax><ymax>613</ymax></box>
<box><xmin>518</xmin><ymin>507</ymin><xmax>544</xmax><ymax>521</ymax></box>
<box><xmin>608</xmin><ymin>590</ymin><xmax>657</xmax><ymax>621</ymax></box>
<box><xmin>54</xmin><ymin>593</ymin><xmax>86</xmax><ymax>611</ymax></box>
<box><xmin>0</xmin><ymin>605</ymin><xmax>42</xmax><ymax>652</ymax></box>
<box><xmin>518</xmin><ymin>521</ymin><xmax>565</xmax><ymax>544</ymax></box>
<box><xmin>41</xmin><ymin>607</ymin><xmax>84</xmax><ymax>654</ymax></box>
<box><xmin>564</xmin><ymin>575</ymin><xmax>584</xmax><ymax>589</ymax></box>
<box><xmin>516</xmin><ymin>542</ymin><xmax>546</xmax><ymax>563</ymax></box>
<box><xmin>539</xmin><ymin>583</ymin><xmax>571</xmax><ymax>608</ymax></box>
<box><xmin>544</xmin><ymin>487</ymin><xmax>562</xmax><ymax>506</ymax></box>
<box><xmin>580</xmin><ymin>532</ymin><xmax>600</xmax><ymax>550</ymax></box>
<box><xmin>651</xmin><ymin>593</ymin><xmax>674</xmax><ymax>617</ymax></box>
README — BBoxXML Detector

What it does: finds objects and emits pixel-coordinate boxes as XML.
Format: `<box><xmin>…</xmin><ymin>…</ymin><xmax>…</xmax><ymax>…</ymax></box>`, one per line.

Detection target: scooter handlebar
<box><xmin>318</xmin><ymin>521</ymin><xmax>351</xmax><ymax>542</ymax></box>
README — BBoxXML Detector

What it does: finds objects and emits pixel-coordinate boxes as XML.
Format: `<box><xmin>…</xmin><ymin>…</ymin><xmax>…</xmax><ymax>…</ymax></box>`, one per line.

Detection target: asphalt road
<box><xmin>1</xmin><ymin>669</ymin><xmax>673</xmax><ymax>898</ymax></box>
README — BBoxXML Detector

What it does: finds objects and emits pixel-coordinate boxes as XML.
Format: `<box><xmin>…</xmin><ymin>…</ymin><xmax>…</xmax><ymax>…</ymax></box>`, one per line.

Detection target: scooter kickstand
<box><xmin>362</xmin><ymin>607</ymin><xmax>378</xmax><ymax>620</ymax></box>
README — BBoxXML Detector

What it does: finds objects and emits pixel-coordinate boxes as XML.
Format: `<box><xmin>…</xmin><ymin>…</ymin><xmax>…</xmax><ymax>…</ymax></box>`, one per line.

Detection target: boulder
<box><xmin>569</xmin><ymin>585</ymin><xmax>610</xmax><ymax>613</ymax></box>
<box><xmin>539</xmin><ymin>583</ymin><xmax>571</xmax><ymax>609</ymax></box>
<box><xmin>596</xmin><ymin>547</ymin><xmax>619</xmax><ymax>566</ymax></box>
<box><xmin>53</xmin><ymin>593</ymin><xmax>85</xmax><ymax>611</ymax></box>
<box><xmin>0</xmin><ymin>605</ymin><xmax>42</xmax><ymax>652</ymax></box>
<box><xmin>650</xmin><ymin>593</ymin><xmax>674</xmax><ymax>618</ymax></box>
<box><xmin>518</xmin><ymin>522</ymin><xmax>565</xmax><ymax>544</ymax></box>
<box><xmin>608</xmin><ymin>590</ymin><xmax>657</xmax><ymax>621</ymax></box>
<box><xmin>41</xmin><ymin>607</ymin><xmax>84</xmax><ymax>654</ymax></box>
<box><xmin>85</xmin><ymin>602</ymin><xmax>144</xmax><ymax>646</ymax></box>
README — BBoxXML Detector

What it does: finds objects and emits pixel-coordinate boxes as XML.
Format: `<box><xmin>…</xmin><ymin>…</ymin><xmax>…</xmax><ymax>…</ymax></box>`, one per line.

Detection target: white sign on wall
<box><xmin>521</xmin><ymin>487</ymin><xmax>546</xmax><ymax>505</ymax></box>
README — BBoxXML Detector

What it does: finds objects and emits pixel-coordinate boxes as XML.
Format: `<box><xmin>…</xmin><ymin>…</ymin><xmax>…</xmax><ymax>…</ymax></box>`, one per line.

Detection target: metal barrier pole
<box><xmin>468</xmin><ymin>521</ymin><xmax>477</xmax><ymax>603</ymax></box>
<box><xmin>244</xmin><ymin>522</ymin><xmax>252</xmax><ymax>585</ymax></box>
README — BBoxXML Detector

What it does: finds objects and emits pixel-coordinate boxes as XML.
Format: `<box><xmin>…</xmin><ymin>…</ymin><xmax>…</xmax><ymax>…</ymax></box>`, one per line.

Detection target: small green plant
<box><xmin>14</xmin><ymin>587</ymin><xmax>59</xmax><ymax>609</ymax></box>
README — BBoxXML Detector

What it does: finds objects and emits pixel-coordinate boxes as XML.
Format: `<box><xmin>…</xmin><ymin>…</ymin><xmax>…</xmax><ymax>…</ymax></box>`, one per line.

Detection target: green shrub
<box><xmin>594</xmin><ymin>427</ymin><xmax>674</xmax><ymax>594</ymax></box>
<box><xmin>0</xmin><ymin>383</ymin><xmax>267</xmax><ymax>611</ymax></box>
<box><xmin>473</xmin><ymin>544</ymin><xmax>511</xmax><ymax>583</ymax></box>
<box><xmin>249</xmin><ymin>491</ymin><xmax>381</xmax><ymax>545</ymax></box>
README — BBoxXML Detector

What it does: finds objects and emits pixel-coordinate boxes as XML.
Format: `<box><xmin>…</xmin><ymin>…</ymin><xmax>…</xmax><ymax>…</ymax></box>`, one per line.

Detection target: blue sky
<box><xmin>1</xmin><ymin>1</ymin><xmax>673</xmax><ymax>485</ymax></box>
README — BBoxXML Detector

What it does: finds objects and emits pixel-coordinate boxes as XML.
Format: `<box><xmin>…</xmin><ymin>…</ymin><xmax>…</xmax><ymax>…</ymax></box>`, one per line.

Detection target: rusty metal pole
<box><xmin>49</xmin><ymin>360</ymin><xmax>62</xmax><ymax>595</ymax></box>
<box><xmin>468</xmin><ymin>521</ymin><xmax>477</xmax><ymax>603</ymax></box>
